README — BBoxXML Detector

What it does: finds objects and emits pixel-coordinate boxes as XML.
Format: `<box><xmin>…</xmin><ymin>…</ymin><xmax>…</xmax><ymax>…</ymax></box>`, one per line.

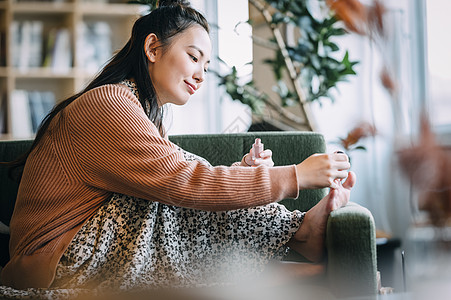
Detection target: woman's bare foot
<box><xmin>287</xmin><ymin>171</ymin><xmax>356</xmax><ymax>262</ymax></box>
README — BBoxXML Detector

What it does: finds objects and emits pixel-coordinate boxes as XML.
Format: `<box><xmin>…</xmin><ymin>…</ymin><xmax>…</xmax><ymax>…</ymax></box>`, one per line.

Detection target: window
<box><xmin>425</xmin><ymin>0</ymin><xmax>451</xmax><ymax>130</ymax></box>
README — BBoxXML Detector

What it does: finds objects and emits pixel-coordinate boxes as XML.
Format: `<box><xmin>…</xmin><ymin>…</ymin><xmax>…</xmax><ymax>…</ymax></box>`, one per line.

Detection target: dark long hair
<box><xmin>4</xmin><ymin>0</ymin><xmax>209</xmax><ymax>180</ymax></box>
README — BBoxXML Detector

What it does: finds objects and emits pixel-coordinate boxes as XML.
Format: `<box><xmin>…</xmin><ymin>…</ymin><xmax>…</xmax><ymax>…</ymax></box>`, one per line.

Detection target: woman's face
<box><xmin>147</xmin><ymin>25</ymin><xmax>211</xmax><ymax>106</ymax></box>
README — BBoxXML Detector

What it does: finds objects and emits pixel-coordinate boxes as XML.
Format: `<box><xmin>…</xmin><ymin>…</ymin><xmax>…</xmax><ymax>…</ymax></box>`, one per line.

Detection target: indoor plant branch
<box><xmin>242</xmin><ymin>84</ymin><xmax>305</xmax><ymax>124</ymax></box>
<box><xmin>249</xmin><ymin>0</ymin><xmax>317</xmax><ymax>131</ymax></box>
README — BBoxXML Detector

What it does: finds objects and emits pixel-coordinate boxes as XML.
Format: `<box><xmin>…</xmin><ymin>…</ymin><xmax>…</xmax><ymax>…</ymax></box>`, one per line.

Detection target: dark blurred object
<box><xmin>0</xmin><ymin>232</ymin><xmax>9</xmax><ymax>267</ymax></box>
<box><xmin>376</xmin><ymin>237</ymin><xmax>401</xmax><ymax>288</ymax></box>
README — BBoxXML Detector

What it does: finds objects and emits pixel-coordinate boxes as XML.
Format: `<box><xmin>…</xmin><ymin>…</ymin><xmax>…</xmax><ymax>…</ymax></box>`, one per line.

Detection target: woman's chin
<box><xmin>173</xmin><ymin>97</ymin><xmax>190</xmax><ymax>106</ymax></box>
<box><xmin>160</xmin><ymin>97</ymin><xmax>189</xmax><ymax>106</ymax></box>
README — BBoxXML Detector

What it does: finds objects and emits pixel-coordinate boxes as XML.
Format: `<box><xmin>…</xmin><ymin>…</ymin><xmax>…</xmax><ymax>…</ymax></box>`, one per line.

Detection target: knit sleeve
<box><xmin>65</xmin><ymin>85</ymin><xmax>299</xmax><ymax>211</ymax></box>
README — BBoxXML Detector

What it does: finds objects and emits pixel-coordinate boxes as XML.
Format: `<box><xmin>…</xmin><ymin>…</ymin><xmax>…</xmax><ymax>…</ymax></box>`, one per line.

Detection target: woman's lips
<box><xmin>184</xmin><ymin>81</ymin><xmax>196</xmax><ymax>94</ymax></box>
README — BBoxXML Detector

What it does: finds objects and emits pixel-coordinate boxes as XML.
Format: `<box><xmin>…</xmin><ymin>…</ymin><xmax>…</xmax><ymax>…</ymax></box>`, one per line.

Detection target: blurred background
<box><xmin>1</xmin><ymin>0</ymin><xmax>450</xmax><ymax>295</ymax></box>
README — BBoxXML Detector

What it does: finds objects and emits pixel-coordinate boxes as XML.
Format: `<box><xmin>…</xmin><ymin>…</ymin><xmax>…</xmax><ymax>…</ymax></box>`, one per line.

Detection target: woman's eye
<box><xmin>189</xmin><ymin>54</ymin><xmax>198</xmax><ymax>62</ymax></box>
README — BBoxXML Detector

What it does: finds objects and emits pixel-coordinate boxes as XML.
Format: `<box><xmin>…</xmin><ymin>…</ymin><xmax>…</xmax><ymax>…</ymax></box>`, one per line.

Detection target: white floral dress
<box><xmin>0</xmin><ymin>81</ymin><xmax>305</xmax><ymax>299</ymax></box>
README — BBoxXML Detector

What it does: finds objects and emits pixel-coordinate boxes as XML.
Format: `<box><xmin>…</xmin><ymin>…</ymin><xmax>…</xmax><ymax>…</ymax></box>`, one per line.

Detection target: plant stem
<box><xmin>242</xmin><ymin>85</ymin><xmax>306</xmax><ymax>125</ymax></box>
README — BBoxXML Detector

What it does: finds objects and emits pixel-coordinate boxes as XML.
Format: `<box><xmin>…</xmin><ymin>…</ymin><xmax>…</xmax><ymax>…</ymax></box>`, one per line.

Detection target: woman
<box><xmin>1</xmin><ymin>0</ymin><xmax>354</xmax><ymax>293</ymax></box>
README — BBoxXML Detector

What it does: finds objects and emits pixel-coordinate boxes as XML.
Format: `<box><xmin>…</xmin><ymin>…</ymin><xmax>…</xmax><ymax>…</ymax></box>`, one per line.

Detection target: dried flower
<box><xmin>327</xmin><ymin>0</ymin><xmax>388</xmax><ymax>39</ymax></box>
<box><xmin>367</xmin><ymin>0</ymin><xmax>386</xmax><ymax>37</ymax></box>
<box><xmin>398</xmin><ymin>116</ymin><xmax>451</xmax><ymax>226</ymax></box>
<box><xmin>326</xmin><ymin>0</ymin><xmax>368</xmax><ymax>35</ymax></box>
<box><xmin>339</xmin><ymin>122</ymin><xmax>377</xmax><ymax>151</ymax></box>
<box><xmin>380</xmin><ymin>67</ymin><xmax>397</xmax><ymax>96</ymax></box>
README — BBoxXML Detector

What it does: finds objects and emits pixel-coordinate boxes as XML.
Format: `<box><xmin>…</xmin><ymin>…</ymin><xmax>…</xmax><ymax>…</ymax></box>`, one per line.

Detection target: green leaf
<box><xmin>324</xmin><ymin>41</ymin><xmax>339</xmax><ymax>52</ymax></box>
<box><xmin>352</xmin><ymin>146</ymin><xmax>367</xmax><ymax>151</ymax></box>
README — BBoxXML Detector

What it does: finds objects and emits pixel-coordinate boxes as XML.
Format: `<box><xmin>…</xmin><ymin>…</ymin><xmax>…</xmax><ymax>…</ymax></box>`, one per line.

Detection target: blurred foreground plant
<box><xmin>398</xmin><ymin>116</ymin><xmax>451</xmax><ymax>227</ymax></box>
<box><xmin>329</xmin><ymin>0</ymin><xmax>451</xmax><ymax>227</ymax></box>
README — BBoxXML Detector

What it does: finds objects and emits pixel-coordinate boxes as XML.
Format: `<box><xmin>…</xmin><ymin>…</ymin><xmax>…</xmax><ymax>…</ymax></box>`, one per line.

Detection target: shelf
<box><xmin>79</xmin><ymin>3</ymin><xmax>148</xmax><ymax>17</ymax></box>
<box><xmin>0</xmin><ymin>67</ymin><xmax>9</xmax><ymax>77</ymax></box>
<box><xmin>0</xmin><ymin>134</ymin><xmax>33</xmax><ymax>141</ymax></box>
<box><xmin>12</xmin><ymin>68</ymin><xmax>77</xmax><ymax>79</ymax></box>
<box><xmin>11</xmin><ymin>2</ymin><xmax>75</xmax><ymax>14</ymax></box>
<box><xmin>2</xmin><ymin>0</ymin><xmax>144</xmax><ymax>138</ymax></box>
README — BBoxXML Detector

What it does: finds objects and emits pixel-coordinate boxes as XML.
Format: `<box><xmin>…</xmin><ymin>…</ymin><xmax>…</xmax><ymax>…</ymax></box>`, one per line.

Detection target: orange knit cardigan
<box><xmin>1</xmin><ymin>84</ymin><xmax>299</xmax><ymax>289</ymax></box>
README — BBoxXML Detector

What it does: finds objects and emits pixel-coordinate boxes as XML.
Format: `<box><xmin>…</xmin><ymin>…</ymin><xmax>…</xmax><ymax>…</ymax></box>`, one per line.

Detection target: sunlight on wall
<box><xmin>165</xmin><ymin>0</ymin><xmax>253</xmax><ymax>135</ymax></box>
<box><xmin>217</xmin><ymin>0</ymin><xmax>253</xmax><ymax>134</ymax></box>
<box><xmin>426</xmin><ymin>0</ymin><xmax>451</xmax><ymax>128</ymax></box>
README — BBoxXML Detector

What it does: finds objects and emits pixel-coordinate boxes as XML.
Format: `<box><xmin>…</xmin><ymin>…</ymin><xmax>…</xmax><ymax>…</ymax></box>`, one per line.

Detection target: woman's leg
<box><xmin>287</xmin><ymin>171</ymin><xmax>356</xmax><ymax>262</ymax></box>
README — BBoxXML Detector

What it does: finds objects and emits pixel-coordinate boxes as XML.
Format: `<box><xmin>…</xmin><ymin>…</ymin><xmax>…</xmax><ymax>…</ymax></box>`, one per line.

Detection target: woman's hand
<box><xmin>240</xmin><ymin>148</ymin><xmax>274</xmax><ymax>167</ymax></box>
<box><xmin>295</xmin><ymin>152</ymin><xmax>350</xmax><ymax>189</ymax></box>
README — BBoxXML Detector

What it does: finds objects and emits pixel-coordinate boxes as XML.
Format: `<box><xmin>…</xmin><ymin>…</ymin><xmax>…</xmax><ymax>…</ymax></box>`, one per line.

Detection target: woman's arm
<box><xmin>234</xmin><ymin>140</ymin><xmax>350</xmax><ymax>190</ymax></box>
<box><xmin>64</xmin><ymin>85</ymin><xmax>299</xmax><ymax>211</ymax></box>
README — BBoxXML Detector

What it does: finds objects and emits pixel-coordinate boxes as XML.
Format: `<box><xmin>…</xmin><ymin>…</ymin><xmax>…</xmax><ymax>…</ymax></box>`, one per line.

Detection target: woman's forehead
<box><xmin>174</xmin><ymin>26</ymin><xmax>212</xmax><ymax>57</ymax></box>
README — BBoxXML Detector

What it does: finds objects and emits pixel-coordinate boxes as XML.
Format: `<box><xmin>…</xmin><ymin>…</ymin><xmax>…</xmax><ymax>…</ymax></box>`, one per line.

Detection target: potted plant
<box><xmin>216</xmin><ymin>0</ymin><xmax>358</xmax><ymax>131</ymax></box>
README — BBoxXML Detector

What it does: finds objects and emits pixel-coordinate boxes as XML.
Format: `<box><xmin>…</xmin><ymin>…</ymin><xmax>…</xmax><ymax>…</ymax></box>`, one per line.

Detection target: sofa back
<box><xmin>0</xmin><ymin>132</ymin><xmax>327</xmax><ymax>266</ymax></box>
<box><xmin>0</xmin><ymin>139</ymin><xmax>32</xmax><ymax>266</ymax></box>
<box><xmin>0</xmin><ymin>140</ymin><xmax>32</xmax><ymax>227</ymax></box>
<box><xmin>169</xmin><ymin>132</ymin><xmax>327</xmax><ymax>212</ymax></box>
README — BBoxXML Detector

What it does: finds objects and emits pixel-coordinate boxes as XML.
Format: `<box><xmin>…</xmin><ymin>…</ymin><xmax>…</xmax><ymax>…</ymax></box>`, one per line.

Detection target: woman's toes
<box><xmin>342</xmin><ymin>171</ymin><xmax>356</xmax><ymax>190</ymax></box>
<box><xmin>326</xmin><ymin>188</ymin><xmax>338</xmax><ymax>212</ymax></box>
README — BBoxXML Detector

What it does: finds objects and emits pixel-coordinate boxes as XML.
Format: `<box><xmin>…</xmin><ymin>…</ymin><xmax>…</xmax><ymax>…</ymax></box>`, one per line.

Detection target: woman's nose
<box><xmin>194</xmin><ymin>69</ymin><xmax>205</xmax><ymax>83</ymax></box>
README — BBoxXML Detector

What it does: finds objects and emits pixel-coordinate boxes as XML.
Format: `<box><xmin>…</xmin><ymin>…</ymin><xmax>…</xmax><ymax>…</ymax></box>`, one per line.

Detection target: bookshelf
<box><xmin>0</xmin><ymin>0</ymin><xmax>148</xmax><ymax>140</ymax></box>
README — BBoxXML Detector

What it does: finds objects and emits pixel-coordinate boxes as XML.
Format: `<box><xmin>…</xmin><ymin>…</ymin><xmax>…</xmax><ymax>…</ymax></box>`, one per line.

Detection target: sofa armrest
<box><xmin>326</xmin><ymin>202</ymin><xmax>378</xmax><ymax>298</ymax></box>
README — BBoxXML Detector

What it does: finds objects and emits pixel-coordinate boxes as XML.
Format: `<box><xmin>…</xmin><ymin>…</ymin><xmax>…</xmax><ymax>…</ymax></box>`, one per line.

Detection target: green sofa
<box><xmin>0</xmin><ymin>132</ymin><xmax>377</xmax><ymax>298</ymax></box>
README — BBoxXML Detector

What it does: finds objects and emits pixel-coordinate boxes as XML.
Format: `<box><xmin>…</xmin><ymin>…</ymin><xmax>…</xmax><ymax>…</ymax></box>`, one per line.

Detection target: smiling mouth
<box><xmin>184</xmin><ymin>81</ymin><xmax>196</xmax><ymax>94</ymax></box>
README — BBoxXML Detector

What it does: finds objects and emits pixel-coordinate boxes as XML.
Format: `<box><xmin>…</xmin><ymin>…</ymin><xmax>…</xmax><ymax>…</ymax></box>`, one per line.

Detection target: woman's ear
<box><xmin>144</xmin><ymin>33</ymin><xmax>159</xmax><ymax>63</ymax></box>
